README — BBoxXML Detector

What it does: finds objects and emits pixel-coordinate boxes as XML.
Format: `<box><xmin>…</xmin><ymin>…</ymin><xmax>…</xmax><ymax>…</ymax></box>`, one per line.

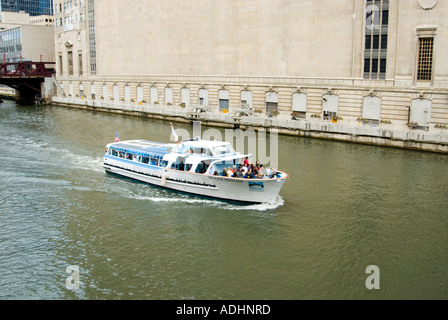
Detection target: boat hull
<box><xmin>103</xmin><ymin>155</ymin><xmax>287</xmax><ymax>204</ymax></box>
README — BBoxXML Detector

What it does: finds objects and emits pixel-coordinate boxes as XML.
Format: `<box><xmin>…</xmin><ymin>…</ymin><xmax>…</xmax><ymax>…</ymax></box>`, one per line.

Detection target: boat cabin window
<box><xmin>195</xmin><ymin>161</ymin><xmax>210</xmax><ymax>174</ymax></box>
<box><xmin>108</xmin><ymin>147</ymin><xmax>167</xmax><ymax>167</ymax></box>
<box><xmin>160</xmin><ymin>160</ymin><xmax>168</xmax><ymax>168</ymax></box>
<box><xmin>186</xmin><ymin>147</ymin><xmax>210</xmax><ymax>156</ymax></box>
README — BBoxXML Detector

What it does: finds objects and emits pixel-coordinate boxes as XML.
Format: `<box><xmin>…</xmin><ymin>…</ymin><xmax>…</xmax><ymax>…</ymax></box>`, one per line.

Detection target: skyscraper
<box><xmin>0</xmin><ymin>0</ymin><xmax>53</xmax><ymax>16</ymax></box>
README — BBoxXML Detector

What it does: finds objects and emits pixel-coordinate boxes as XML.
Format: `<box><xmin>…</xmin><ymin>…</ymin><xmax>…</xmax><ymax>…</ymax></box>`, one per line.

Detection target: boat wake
<box><xmin>68</xmin><ymin>154</ymin><xmax>104</xmax><ymax>173</ymax></box>
<box><xmin>33</xmin><ymin>144</ymin><xmax>105</xmax><ymax>174</ymax></box>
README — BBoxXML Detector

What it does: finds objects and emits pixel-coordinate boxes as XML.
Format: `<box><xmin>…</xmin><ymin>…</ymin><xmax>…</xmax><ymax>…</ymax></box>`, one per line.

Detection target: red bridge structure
<box><xmin>0</xmin><ymin>61</ymin><xmax>56</xmax><ymax>100</ymax></box>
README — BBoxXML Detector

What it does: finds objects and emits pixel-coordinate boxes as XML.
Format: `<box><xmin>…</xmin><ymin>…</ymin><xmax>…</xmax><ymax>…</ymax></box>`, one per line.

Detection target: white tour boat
<box><xmin>103</xmin><ymin>136</ymin><xmax>288</xmax><ymax>204</ymax></box>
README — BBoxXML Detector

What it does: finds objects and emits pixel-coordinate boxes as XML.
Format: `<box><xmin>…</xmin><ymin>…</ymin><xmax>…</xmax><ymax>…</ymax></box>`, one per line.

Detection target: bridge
<box><xmin>0</xmin><ymin>61</ymin><xmax>55</xmax><ymax>100</ymax></box>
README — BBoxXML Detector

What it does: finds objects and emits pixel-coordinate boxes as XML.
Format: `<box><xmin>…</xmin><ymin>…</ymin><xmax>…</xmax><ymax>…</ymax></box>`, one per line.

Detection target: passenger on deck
<box><xmin>236</xmin><ymin>168</ymin><xmax>243</xmax><ymax>178</ymax></box>
<box><xmin>251</xmin><ymin>164</ymin><xmax>258</xmax><ymax>177</ymax></box>
<box><xmin>226</xmin><ymin>167</ymin><xmax>233</xmax><ymax>177</ymax></box>
<box><xmin>179</xmin><ymin>161</ymin><xmax>184</xmax><ymax>171</ymax></box>
<box><xmin>222</xmin><ymin>168</ymin><xmax>227</xmax><ymax>176</ymax></box>
<box><xmin>214</xmin><ymin>171</ymin><xmax>218</xmax><ymax>176</ymax></box>
<box><xmin>258</xmin><ymin>164</ymin><xmax>267</xmax><ymax>178</ymax></box>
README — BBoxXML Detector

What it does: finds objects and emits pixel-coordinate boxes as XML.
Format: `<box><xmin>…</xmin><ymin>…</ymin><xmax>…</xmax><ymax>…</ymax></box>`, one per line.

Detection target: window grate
<box><xmin>417</xmin><ymin>38</ymin><xmax>434</xmax><ymax>81</ymax></box>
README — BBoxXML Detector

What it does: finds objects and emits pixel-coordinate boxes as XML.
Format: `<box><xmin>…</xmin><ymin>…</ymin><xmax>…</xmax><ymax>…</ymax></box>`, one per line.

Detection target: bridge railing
<box><xmin>0</xmin><ymin>62</ymin><xmax>55</xmax><ymax>78</ymax></box>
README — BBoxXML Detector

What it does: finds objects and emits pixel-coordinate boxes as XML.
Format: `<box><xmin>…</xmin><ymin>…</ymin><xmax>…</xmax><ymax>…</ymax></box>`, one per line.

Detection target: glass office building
<box><xmin>0</xmin><ymin>0</ymin><xmax>53</xmax><ymax>16</ymax></box>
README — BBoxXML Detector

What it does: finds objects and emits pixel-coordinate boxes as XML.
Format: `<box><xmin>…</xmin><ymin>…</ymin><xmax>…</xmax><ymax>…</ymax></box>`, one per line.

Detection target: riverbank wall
<box><xmin>51</xmin><ymin>97</ymin><xmax>448</xmax><ymax>154</ymax></box>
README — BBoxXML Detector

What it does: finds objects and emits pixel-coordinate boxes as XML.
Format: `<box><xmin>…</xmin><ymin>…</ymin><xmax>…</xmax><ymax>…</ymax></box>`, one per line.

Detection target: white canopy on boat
<box><xmin>163</xmin><ymin>153</ymin><xmax>182</xmax><ymax>163</ymax></box>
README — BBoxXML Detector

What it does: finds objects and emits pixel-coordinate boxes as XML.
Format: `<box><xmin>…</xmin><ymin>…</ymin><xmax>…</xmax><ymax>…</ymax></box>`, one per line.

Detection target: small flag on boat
<box><xmin>115</xmin><ymin>131</ymin><xmax>120</xmax><ymax>142</ymax></box>
<box><xmin>171</xmin><ymin>123</ymin><xmax>178</xmax><ymax>144</ymax></box>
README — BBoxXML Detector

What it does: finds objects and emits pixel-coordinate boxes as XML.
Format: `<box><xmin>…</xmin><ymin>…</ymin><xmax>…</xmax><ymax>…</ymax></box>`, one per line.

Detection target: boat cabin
<box><xmin>106</xmin><ymin>139</ymin><xmax>276</xmax><ymax>178</ymax></box>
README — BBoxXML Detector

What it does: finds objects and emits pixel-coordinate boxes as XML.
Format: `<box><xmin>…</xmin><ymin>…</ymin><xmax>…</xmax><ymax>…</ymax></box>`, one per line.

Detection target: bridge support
<box><xmin>0</xmin><ymin>61</ymin><xmax>55</xmax><ymax>101</ymax></box>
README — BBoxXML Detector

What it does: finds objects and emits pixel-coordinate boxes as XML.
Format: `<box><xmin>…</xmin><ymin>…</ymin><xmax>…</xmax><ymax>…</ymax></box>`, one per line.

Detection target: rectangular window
<box><xmin>381</xmin><ymin>34</ymin><xmax>388</xmax><ymax>49</ymax></box>
<box><xmin>365</xmin><ymin>35</ymin><xmax>371</xmax><ymax>49</ymax></box>
<box><xmin>219</xmin><ymin>90</ymin><xmax>230</xmax><ymax>112</ymax></box>
<box><xmin>364</xmin><ymin>0</ymin><xmax>389</xmax><ymax>80</ymax></box>
<box><xmin>78</xmin><ymin>52</ymin><xmax>83</xmax><ymax>75</ymax></box>
<box><xmin>380</xmin><ymin>59</ymin><xmax>387</xmax><ymax>73</ymax></box>
<box><xmin>266</xmin><ymin>102</ymin><xmax>278</xmax><ymax>115</ymax></box>
<box><xmin>88</xmin><ymin>0</ymin><xmax>96</xmax><ymax>75</ymax></box>
<box><xmin>382</xmin><ymin>10</ymin><xmax>389</xmax><ymax>25</ymax></box>
<box><xmin>371</xmin><ymin>59</ymin><xmax>378</xmax><ymax>73</ymax></box>
<box><xmin>364</xmin><ymin>59</ymin><xmax>371</xmax><ymax>73</ymax></box>
<box><xmin>417</xmin><ymin>37</ymin><xmax>434</xmax><ymax>81</ymax></box>
<box><xmin>372</xmin><ymin>35</ymin><xmax>379</xmax><ymax>50</ymax></box>
<box><xmin>58</xmin><ymin>53</ymin><xmax>63</xmax><ymax>75</ymax></box>
<box><xmin>323</xmin><ymin>111</ymin><xmax>337</xmax><ymax>121</ymax></box>
<box><xmin>219</xmin><ymin>99</ymin><xmax>229</xmax><ymax>112</ymax></box>
<box><xmin>67</xmin><ymin>51</ymin><xmax>73</xmax><ymax>75</ymax></box>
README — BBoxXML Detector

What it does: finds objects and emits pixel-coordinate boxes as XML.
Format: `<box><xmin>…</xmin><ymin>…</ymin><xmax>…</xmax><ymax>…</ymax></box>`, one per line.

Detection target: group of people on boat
<box><xmin>213</xmin><ymin>158</ymin><xmax>280</xmax><ymax>179</ymax></box>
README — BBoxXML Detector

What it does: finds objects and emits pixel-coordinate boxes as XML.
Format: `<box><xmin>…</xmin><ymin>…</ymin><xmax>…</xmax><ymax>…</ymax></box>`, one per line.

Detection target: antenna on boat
<box><xmin>170</xmin><ymin>122</ymin><xmax>179</xmax><ymax>146</ymax></box>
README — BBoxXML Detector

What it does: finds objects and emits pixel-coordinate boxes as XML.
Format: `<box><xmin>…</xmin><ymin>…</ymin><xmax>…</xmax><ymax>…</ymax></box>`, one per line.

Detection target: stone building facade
<box><xmin>52</xmin><ymin>0</ymin><xmax>448</xmax><ymax>135</ymax></box>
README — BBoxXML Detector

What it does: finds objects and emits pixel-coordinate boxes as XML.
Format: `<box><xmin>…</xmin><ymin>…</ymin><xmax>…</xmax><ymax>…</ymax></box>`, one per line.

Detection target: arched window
<box><xmin>150</xmin><ymin>86</ymin><xmax>158</xmax><ymax>105</ymax></box>
<box><xmin>241</xmin><ymin>90</ymin><xmax>253</xmax><ymax>107</ymax></box>
<box><xmin>362</xmin><ymin>96</ymin><xmax>381</xmax><ymax>123</ymax></box>
<box><xmin>322</xmin><ymin>94</ymin><xmax>339</xmax><ymax>120</ymax></box>
<box><xmin>181</xmin><ymin>87</ymin><xmax>190</xmax><ymax>108</ymax></box>
<box><xmin>90</xmin><ymin>83</ymin><xmax>96</xmax><ymax>100</ymax></box>
<box><xmin>292</xmin><ymin>92</ymin><xmax>307</xmax><ymax>118</ymax></box>
<box><xmin>102</xmin><ymin>84</ymin><xmax>108</xmax><ymax>101</ymax></box>
<box><xmin>165</xmin><ymin>87</ymin><xmax>173</xmax><ymax>105</ymax></box>
<box><xmin>124</xmin><ymin>85</ymin><xmax>131</xmax><ymax>103</ymax></box>
<box><xmin>113</xmin><ymin>84</ymin><xmax>119</xmax><ymax>103</ymax></box>
<box><xmin>199</xmin><ymin>88</ymin><xmax>209</xmax><ymax>106</ymax></box>
<box><xmin>137</xmin><ymin>86</ymin><xmax>144</xmax><ymax>103</ymax></box>
<box><xmin>266</xmin><ymin>91</ymin><xmax>278</xmax><ymax>115</ymax></box>
<box><xmin>410</xmin><ymin>98</ymin><xmax>431</xmax><ymax>129</ymax></box>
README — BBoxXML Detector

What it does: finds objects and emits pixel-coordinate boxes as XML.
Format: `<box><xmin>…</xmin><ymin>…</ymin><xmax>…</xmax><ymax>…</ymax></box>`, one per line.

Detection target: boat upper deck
<box><xmin>108</xmin><ymin>139</ymin><xmax>241</xmax><ymax>159</ymax></box>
